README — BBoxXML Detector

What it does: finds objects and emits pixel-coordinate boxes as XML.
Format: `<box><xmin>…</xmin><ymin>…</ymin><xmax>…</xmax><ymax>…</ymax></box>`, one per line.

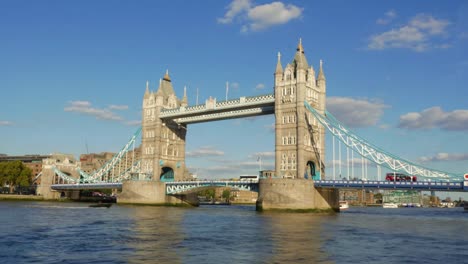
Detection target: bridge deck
<box><xmin>51</xmin><ymin>180</ymin><xmax>466</xmax><ymax>193</ymax></box>
<box><xmin>314</xmin><ymin>180</ymin><xmax>465</xmax><ymax>192</ymax></box>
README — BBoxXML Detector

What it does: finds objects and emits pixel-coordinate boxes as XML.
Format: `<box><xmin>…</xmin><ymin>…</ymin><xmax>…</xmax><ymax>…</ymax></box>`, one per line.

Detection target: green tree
<box><xmin>222</xmin><ymin>189</ymin><xmax>231</xmax><ymax>202</ymax></box>
<box><xmin>0</xmin><ymin>161</ymin><xmax>32</xmax><ymax>193</ymax></box>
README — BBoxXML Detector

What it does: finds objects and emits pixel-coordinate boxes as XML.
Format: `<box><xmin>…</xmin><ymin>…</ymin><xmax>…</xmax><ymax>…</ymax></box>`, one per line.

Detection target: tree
<box><xmin>0</xmin><ymin>161</ymin><xmax>32</xmax><ymax>193</ymax></box>
<box><xmin>222</xmin><ymin>189</ymin><xmax>231</xmax><ymax>202</ymax></box>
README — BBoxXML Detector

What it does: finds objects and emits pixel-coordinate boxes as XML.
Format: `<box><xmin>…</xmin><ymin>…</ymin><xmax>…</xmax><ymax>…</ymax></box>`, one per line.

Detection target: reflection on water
<box><xmin>0</xmin><ymin>202</ymin><xmax>467</xmax><ymax>263</ymax></box>
<box><xmin>124</xmin><ymin>206</ymin><xmax>186</xmax><ymax>264</ymax></box>
<box><xmin>263</xmin><ymin>212</ymin><xmax>334</xmax><ymax>263</ymax></box>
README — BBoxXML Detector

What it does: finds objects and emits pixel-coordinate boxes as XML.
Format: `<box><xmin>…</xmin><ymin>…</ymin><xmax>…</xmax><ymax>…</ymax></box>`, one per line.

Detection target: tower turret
<box><xmin>317</xmin><ymin>60</ymin><xmax>326</xmax><ymax>113</ymax></box>
<box><xmin>274</xmin><ymin>52</ymin><xmax>283</xmax><ymax>85</ymax></box>
<box><xmin>181</xmin><ymin>85</ymin><xmax>188</xmax><ymax>107</ymax></box>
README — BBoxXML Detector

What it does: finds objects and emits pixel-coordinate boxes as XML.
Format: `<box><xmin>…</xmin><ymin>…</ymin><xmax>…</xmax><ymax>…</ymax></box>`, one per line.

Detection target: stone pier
<box><xmin>256</xmin><ymin>178</ymin><xmax>339</xmax><ymax>212</ymax></box>
<box><xmin>117</xmin><ymin>180</ymin><xmax>198</xmax><ymax>206</ymax></box>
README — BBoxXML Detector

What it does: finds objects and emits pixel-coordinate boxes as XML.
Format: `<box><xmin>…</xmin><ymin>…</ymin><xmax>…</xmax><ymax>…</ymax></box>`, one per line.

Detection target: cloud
<box><xmin>124</xmin><ymin>120</ymin><xmax>141</xmax><ymax>126</ymax></box>
<box><xmin>218</xmin><ymin>0</ymin><xmax>303</xmax><ymax>32</ymax></box>
<box><xmin>418</xmin><ymin>152</ymin><xmax>468</xmax><ymax>163</ymax></box>
<box><xmin>368</xmin><ymin>14</ymin><xmax>451</xmax><ymax>52</ymax></box>
<box><xmin>186</xmin><ymin>146</ymin><xmax>225</xmax><ymax>157</ymax></box>
<box><xmin>255</xmin><ymin>83</ymin><xmax>265</xmax><ymax>90</ymax></box>
<box><xmin>376</xmin><ymin>10</ymin><xmax>397</xmax><ymax>25</ymax></box>
<box><xmin>230</xmin><ymin>82</ymin><xmax>240</xmax><ymax>90</ymax></box>
<box><xmin>327</xmin><ymin>97</ymin><xmax>388</xmax><ymax>128</ymax></box>
<box><xmin>217</xmin><ymin>0</ymin><xmax>251</xmax><ymax>24</ymax></box>
<box><xmin>398</xmin><ymin>106</ymin><xmax>468</xmax><ymax>131</ymax></box>
<box><xmin>250</xmin><ymin>151</ymin><xmax>275</xmax><ymax>159</ymax></box>
<box><xmin>327</xmin><ymin>158</ymin><xmax>376</xmax><ymax>168</ymax></box>
<box><xmin>64</xmin><ymin>100</ymin><xmax>123</xmax><ymax>121</ymax></box>
<box><xmin>0</xmin><ymin>121</ymin><xmax>12</xmax><ymax>126</ymax></box>
<box><xmin>266</xmin><ymin>122</ymin><xmax>275</xmax><ymax>133</ymax></box>
<box><xmin>108</xmin><ymin>104</ymin><xmax>129</xmax><ymax>110</ymax></box>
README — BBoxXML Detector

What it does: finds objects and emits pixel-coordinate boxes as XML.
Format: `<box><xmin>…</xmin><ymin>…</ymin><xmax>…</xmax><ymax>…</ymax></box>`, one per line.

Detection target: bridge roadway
<box><xmin>50</xmin><ymin>179</ymin><xmax>467</xmax><ymax>193</ymax></box>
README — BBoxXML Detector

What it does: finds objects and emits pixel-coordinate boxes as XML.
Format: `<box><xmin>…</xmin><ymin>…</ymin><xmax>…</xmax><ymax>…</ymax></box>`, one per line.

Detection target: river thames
<box><xmin>0</xmin><ymin>201</ymin><xmax>466</xmax><ymax>263</ymax></box>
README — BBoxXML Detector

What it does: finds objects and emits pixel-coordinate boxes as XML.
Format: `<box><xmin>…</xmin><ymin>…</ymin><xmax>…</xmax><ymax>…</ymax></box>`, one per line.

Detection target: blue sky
<box><xmin>1</xmin><ymin>0</ymin><xmax>468</xmax><ymax>182</ymax></box>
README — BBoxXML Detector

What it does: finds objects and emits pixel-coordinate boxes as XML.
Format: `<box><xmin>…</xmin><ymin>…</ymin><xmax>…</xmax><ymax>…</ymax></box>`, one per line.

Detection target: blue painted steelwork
<box><xmin>50</xmin><ymin>179</ymin><xmax>466</xmax><ymax>193</ymax></box>
<box><xmin>166</xmin><ymin>180</ymin><xmax>259</xmax><ymax>194</ymax></box>
<box><xmin>314</xmin><ymin>180</ymin><xmax>465</xmax><ymax>192</ymax></box>
<box><xmin>304</xmin><ymin>101</ymin><xmax>463</xmax><ymax>181</ymax></box>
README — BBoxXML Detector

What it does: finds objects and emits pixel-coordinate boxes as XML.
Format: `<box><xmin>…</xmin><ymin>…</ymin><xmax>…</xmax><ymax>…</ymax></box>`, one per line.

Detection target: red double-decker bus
<box><xmin>385</xmin><ymin>173</ymin><xmax>417</xmax><ymax>182</ymax></box>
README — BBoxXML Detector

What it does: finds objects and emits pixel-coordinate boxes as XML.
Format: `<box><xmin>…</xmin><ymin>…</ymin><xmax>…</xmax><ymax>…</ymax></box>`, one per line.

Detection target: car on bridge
<box><xmin>385</xmin><ymin>173</ymin><xmax>417</xmax><ymax>182</ymax></box>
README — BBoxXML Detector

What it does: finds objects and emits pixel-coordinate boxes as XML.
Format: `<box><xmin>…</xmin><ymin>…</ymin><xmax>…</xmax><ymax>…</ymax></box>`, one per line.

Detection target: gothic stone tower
<box><xmin>141</xmin><ymin>71</ymin><xmax>188</xmax><ymax>181</ymax></box>
<box><xmin>274</xmin><ymin>39</ymin><xmax>326</xmax><ymax>180</ymax></box>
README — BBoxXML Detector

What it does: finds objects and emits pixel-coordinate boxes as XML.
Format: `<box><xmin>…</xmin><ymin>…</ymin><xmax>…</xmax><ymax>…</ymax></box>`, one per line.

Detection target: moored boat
<box><xmin>382</xmin><ymin>203</ymin><xmax>398</xmax><ymax>208</ymax></box>
<box><xmin>339</xmin><ymin>201</ymin><xmax>349</xmax><ymax>210</ymax></box>
<box><xmin>89</xmin><ymin>203</ymin><xmax>112</xmax><ymax>208</ymax></box>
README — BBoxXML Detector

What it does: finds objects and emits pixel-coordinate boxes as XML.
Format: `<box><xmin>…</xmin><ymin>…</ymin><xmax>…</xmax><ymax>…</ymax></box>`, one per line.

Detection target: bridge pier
<box><xmin>256</xmin><ymin>178</ymin><xmax>339</xmax><ymax>212</ymax></box>
<box><xmin>117</xmin><ymin>180</ymin><xmax>198</xmax><ymax>206</ymax></box>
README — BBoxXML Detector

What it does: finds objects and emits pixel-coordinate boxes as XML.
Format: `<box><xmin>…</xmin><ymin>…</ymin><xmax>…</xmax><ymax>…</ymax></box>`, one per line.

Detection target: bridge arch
<box><xmin>160</xmin><ymin>167</ymin><xmax>174</xmax><ymax>182</ymax></box>
<box><xmin>305</xmin><ymin>160</ymin><xmax>321</xmax><ymax>180</ymax></box>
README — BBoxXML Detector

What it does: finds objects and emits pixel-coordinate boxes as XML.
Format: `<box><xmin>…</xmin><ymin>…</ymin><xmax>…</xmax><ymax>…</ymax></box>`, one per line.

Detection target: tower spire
<box><xmin>297</xmin><ymin>38</ymin><xmax>304</xmax><ymax>53</ymax></box>
<box><xmin>145</xmin><ymin>80</ymin><xmax>150</xmax><ymax>94</ymax></box>
<box><xmin>318</xmin><ymin>59</ymin><xmax>325</xmax><ymax>80</ymax></box>
<box><xmin>181</xmin><ymin>85</ymin><xmax>188</xmax><ymax>107</ymax></box>
<box><xmin>163</xmin><ymin>69</ymin><xmax>171</xmax><ymax>82</ymax></box>
<box><xmin>275</xmin><ymin>51</ymin><xmax>283</xmax><ymax>73</ymax></box>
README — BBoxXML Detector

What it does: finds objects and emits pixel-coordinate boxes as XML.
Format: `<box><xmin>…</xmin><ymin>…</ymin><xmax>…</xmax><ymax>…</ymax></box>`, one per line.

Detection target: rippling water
<box><xmin>0</xmin><ymin>201</ymin><xmax>466</xmax><ymax>263</ymax></box>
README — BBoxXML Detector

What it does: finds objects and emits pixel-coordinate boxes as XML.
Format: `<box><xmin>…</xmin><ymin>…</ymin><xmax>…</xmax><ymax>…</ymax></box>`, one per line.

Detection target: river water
<box><xmin>0</xmin><ymin>201</ymin><xmax>466</xmax><ymax>263</ymax></box>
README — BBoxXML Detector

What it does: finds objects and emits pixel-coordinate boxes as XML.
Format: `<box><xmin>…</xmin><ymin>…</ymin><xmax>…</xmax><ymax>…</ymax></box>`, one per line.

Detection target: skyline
<box><xmin>1</xmin><ymin>0</ymin><xmax>468</xmax><ymax>180</ymax></box>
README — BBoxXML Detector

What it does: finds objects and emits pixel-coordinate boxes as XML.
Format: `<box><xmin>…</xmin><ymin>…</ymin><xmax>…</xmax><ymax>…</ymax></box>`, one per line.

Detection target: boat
<box><xmin>339</xmin><ymin>201</ymin><xmax>349</xmax><ymax>210</ymax></box>
<box><xmin>89</xmin><ymin>203</ymin><xmax>112</xmax><ymax>208</ymax></box>
<box><xmin>382</xmin><ymin>203</ymin><xmax>398</xmax><ymax>208</ymax></box>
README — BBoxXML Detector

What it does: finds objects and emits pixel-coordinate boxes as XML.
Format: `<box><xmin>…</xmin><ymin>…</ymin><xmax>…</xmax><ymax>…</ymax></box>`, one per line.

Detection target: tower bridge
<box><xmin>37</xmin><ymin>40</ymin><xmax>467</xmax><ymax>210</ymax></box>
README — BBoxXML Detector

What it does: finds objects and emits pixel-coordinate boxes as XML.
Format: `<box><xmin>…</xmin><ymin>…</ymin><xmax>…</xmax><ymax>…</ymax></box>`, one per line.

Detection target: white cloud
<box><xmin>376</xmin><ymin>10</ymin><xmax>397</xmax><ymax>25</ymax></box>
<box><xmin>327</xmin><ymin>97</ymin><xmax>388</xmax><ymax>128</ymax></box>
<box><xmin>64</xmin><ymin>101</ymin><xmax>123</xmax><ymax>121</ymax></box>
<box><xmin>108</xmin><ymin>104</ymin><xmax>129</xmax><ymax>110</ymax></box>
<box><xmin>0</xmin><ymin>121</ymin><xmax>12</xmax><ymax>126</ymax></box>
<box><xmin>217</xmin><ymin>0</ymin><xmax>251</xmax><ymax>24</ymax></box>
<box><xmin>250</xmin><ymin>151</ymin><xmax>275</xmax><ymax>159</ymax></box>
<box><xmin>266</xmin><ymin>122</ymin><xmax>275</xmax><ymax>133</ymax></box>
<box><xmin>124</xmin><ymin>120</ymin><xmax>141</xmax><ymax>126</ymax></box>
<box><xmin>218</xmin><ymin>0</ymin><xmax>303</xmax><ymax>32</ymax></box>
<box><xmin>368</xmin><ymin>14</ymin><xmax>451</xmax><ymax>52</ymax></box>
<box><xmin>399</xmin><ymin>106</ymin><xmax>468</xmax><ymax>131</ymax></box>
<box><xmin>186</xmin><ymin>146</ymin><xmax>225</xmax><ymax>157</ymax></box>
<box><xmin>418</xmin><ymin>152</ymin><xmax>468</xmax><ymax>163</ymax></box>
<box><xmin>255</xmin><ymin>83</ymin><xmax>265</xmax><ymax>90</ymax></box>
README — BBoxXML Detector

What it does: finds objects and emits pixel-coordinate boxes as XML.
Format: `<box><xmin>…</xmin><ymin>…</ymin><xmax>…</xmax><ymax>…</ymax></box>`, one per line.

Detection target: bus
<box><xmin>239</xmin><ymin>175</ymin><xmax>259</xmax><ymax>181</ymax></box>
<box><xmin>385</xmin><ymin>173</ymin><xmax>417</xmax><ymax>182</ymax></box>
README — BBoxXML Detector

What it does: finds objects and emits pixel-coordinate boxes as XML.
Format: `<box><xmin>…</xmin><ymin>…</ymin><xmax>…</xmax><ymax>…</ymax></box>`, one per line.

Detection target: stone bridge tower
<box><xmin>274</xmin><ymin>39</ymin><xmax>326</xmax><ymax>180</ymax></box>
<box><xmin>141</xmin><ymin>71</ymin><xmax>188</xmax><ymax>181</ymax></box>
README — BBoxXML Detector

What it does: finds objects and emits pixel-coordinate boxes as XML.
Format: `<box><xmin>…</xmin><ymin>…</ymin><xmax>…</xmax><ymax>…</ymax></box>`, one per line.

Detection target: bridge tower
<box><xmin>141</xmin><ymin>71</ymin><xmax>188</xmax><ymax>181</ymax></box>
<box><xmin>257</xmin><ymin>40</ymin><xmax>338</xmax><ymax>211</ymax></box>
<box><xmin>274</xmin><ymin>39</ymin><xmax>326</xmax><ymax>179</ymax></box>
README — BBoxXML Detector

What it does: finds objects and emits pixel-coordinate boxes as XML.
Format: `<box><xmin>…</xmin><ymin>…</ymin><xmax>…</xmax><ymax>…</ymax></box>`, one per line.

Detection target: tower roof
<box><xmin>292</xmin><ymin>38</ymin><xmax>308</xmax><ymax>70</ymax></box>
<box><xmin>275</xmin><ymin>52</ymin><xmax>283</xmax><ymax>73</ymax></box>
<box><xmin>318</xmin><ymin>59</ymin><xmax>326</xmax><ymax>80</ymax></box>
<box><xmin>144</xmin><ymin>80</ymin><xmax>150</xmax><ymax>96</ymax></box>
<box><xmin>157</xmin><ymin>70</ymin><xmax>176</xmax><ymax>97</ymax></box>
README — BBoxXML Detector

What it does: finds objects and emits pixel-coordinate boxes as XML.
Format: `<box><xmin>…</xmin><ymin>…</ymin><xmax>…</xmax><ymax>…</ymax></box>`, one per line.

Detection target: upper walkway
<box><xmin>159</xmin><ymin>94</ymin><xmax>275</xmax><ymax>124</ymax></box>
